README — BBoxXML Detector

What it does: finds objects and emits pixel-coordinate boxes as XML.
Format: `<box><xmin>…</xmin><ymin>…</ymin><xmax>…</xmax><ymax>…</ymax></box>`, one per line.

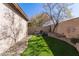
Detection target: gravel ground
<box><xmin>0</xmin><ymin>36</ymin><xmax>32</xmax><ymax>56</ymax></box>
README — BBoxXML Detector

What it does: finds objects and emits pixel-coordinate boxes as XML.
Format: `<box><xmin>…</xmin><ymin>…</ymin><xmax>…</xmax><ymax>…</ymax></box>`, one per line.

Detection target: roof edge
<box><xmin>4</xmin><ymin>3</ymin><xmax>29</xmax><ymax>21</ymax></box>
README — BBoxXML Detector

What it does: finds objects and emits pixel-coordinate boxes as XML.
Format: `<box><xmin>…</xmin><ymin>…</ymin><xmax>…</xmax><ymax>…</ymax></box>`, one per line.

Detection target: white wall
<box><xmin>0</xmin><ymin>4</ymin><xmax>27</xmax><ymax>54</ymax></box>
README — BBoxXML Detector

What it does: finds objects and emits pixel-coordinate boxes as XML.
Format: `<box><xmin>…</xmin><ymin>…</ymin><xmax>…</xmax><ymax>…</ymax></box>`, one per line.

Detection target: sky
<box><xmin>71</xmin><ymin>3</ymin><xmax>79</xmax><ymax>17</ymax></box>
<box><xmin>18</xmin><ymin>3</ymin><xmax>79</xmax><ymax>19</ymax></box>
<box><xmin>19</xmin><ymin>3</ymin><xmax>44</xmax><ymax>18</ymax></box>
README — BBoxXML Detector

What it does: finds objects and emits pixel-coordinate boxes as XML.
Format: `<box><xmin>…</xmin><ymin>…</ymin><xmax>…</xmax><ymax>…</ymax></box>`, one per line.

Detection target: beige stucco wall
<box><xmin>28</xmin><ymin>26</ymin><xmax>50</xmax><ymax>34</ymax></box>
<box><xmin>0</xmin><ymin>4</ymin><xmax>28</xmax><ymax>54</ymax></box>
<box><xmin>39</xmin><ymin>18</ymin><xmax>79</xmax><ymax>39</ymax></box>
<box><xmin>55</xmin><ymin>18</ymin><xmax>79</xmax><ymax>38</ymax></box>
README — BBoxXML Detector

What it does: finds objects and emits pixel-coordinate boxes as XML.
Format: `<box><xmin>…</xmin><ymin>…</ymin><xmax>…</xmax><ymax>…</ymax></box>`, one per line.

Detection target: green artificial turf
<box><xmin>21</xmin><ymin>35</ymin><xmax>79</xmax><ymax>56</ymax></box>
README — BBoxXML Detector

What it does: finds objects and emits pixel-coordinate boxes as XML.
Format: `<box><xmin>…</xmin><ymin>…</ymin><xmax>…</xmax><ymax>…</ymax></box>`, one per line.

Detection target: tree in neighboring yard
<box><xmin>43</xmin><ymin>3</ymin><xmax>72</xmax><ymax>32</ymax></box>
<box><xmin>28</xmin><ymin>13</ymin><xmax>49</xmax><ymax>28</ymax></box>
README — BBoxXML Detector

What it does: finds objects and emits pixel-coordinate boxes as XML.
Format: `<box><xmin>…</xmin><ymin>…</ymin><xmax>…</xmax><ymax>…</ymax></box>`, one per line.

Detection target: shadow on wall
<box><xmin>43</xmin><ymin>36</ymin><xmax>79</xmax><ymax>56</ymax></box>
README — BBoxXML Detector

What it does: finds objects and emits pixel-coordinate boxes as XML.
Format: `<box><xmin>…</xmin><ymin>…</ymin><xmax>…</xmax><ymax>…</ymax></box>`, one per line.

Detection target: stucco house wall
<box><xmin>0</xmin><ymin>4</ymin><xmax>28</xmax><ymax>54</ymax></box>
<box><xmin>41</xmin><ymin>17</ymin><xmax>79</xmax><ymax>38</ymax></box>
<box><xmin>55</xmin><ymin>17</ymin><xmax>79</xmax><ymax>38</ymax></box>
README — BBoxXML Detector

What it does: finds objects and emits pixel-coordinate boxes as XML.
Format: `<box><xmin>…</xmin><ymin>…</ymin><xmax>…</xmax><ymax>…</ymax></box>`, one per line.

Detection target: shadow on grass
<box><xmin>43</xmin><ymin>36</ymin><xmax>79</xmax><ymax>56</ymax></box>
<box><xmin>21</xmin><ymin>35</ymin><xmax>79</xmax><ymax>56</ymax></box>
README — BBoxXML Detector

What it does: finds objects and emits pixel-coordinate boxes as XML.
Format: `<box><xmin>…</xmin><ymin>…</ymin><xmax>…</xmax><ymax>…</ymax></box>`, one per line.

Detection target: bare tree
<box><xmin>43</xmin><ymin>3</ymin><xmax>72</xmax><ymax>32</ymax></box>
<box><xmin>28</xmin><ymin>13</ymin><xmax>49</xmax><ymax>29</ymax></box>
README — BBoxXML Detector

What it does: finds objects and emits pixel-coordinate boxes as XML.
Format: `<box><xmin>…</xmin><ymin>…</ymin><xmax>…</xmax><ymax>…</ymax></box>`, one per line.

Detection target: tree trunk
<box><xmin>49</xmin><ymin>25</ymin><xmax>52</xmax><ymax>32</ymax></box>
<box><xmin>52</xmin><ymin>23</ymin><xmax>58</xmax><ymax>33</ymax></box>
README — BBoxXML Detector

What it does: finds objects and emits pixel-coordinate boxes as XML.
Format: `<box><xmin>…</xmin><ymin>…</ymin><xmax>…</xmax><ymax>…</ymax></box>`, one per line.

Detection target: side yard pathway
<box><xmin>1</xmin><ymin>35</ymin><xmax>32</xmax><ymax>56</ymax></box>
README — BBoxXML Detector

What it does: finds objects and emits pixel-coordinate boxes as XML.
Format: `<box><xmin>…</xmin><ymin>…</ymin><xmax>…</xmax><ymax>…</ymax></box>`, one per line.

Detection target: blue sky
<box><xmin>19</xmin><ymin>3</ymin><xmax>44</xmax><ymax>18</ymax></box>
<box><xmin>18</xmin><ymin>3</ymin><xmax>79</xmax><ymax>19</ymax></box>
<box><xmin>71</xmin><ymin>3</ymin><xmax>79</xmax><ymax>17</ymax></box>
